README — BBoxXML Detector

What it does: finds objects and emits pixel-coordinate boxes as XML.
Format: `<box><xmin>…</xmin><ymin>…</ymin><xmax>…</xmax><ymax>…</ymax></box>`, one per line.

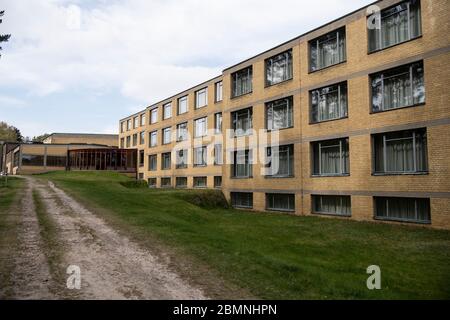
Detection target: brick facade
<box><xmin>119</xmin><ymin>0</ymin><xmax>450</xmax><ymax>229</ymax></box>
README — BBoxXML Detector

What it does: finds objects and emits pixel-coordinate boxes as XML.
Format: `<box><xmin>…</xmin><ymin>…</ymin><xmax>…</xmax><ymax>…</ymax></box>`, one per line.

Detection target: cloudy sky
<box><xmin>0</xmin><ymin>0</ymin><xmax>372</xmax><ymax>138</ymax></box>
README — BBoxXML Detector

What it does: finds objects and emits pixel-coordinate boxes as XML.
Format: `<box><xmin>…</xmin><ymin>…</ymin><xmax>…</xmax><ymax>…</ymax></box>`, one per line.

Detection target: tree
<box><xmin>32</xmin><ymin>134</ymin><xmax>50</xmax><ymax>143</ymax></box>
<box><xmin>0</xmin><ymin>10</ymin><xmax>11</xmax><ymax>58</ymax></box>
<box><xmin>0</xmin><ymin>121</ymin><xmax>23</xmax><ymax>142</ymax></box>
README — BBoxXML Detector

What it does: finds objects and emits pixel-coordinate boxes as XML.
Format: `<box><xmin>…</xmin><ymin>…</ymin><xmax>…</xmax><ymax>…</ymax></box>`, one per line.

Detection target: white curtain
<box><xmin>315</xmin><ymin>196</ymin><xmax>351</xmax><ymax>216</ymax></box>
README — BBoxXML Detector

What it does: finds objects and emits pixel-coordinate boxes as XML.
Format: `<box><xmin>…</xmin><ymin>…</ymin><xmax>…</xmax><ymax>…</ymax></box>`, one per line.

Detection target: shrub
<box><xmin>119</xmin><ymin>180</ymin><xmax>148</xmax><ymax>188</ymax></box>
<box><xmin>181</xmin><ymin>190</ymin><xmax>229</xmax><ymax>209</ymax></box>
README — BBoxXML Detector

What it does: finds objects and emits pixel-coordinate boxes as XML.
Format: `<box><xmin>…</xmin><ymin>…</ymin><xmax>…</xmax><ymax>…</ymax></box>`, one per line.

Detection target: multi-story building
<box><xmin>119</xmin><ymin>0</ymin><xmax>450</xmax><ymax>229</ymax></box>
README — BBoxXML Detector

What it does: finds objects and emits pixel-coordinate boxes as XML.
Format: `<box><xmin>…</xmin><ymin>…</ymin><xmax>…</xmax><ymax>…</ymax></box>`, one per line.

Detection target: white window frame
<box><xmin>178</xmin><ymin>96</ymin><xmax>188</xmax><ymax>115</ymax></box>
<box><xmin>195</xmin><ymin>88</ymin><xmax>208</xmax><ymax>109</ymax></box>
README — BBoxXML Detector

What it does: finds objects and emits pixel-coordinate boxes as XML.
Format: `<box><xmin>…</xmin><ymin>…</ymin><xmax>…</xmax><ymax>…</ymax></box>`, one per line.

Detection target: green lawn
<box><xmin>36</xmin><ymin>171</ymin><xmax>450</xmax><ymax>299</ymax></box>
<box><xmin>0</xmin><ymin>177</ymin><xmax>24</xmax><ymax>298</ymax></box>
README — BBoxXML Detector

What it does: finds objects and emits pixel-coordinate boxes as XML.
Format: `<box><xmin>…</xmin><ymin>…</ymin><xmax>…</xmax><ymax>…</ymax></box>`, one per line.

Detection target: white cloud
<box><xmin>0</xmin><ymin>0</ymin><xmax>373</xmax><ymax>107</ymax></box>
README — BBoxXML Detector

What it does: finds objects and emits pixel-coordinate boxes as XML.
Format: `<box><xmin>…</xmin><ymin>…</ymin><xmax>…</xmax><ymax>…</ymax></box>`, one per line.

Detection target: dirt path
<box><xmin>9</xmin><ymin>176</ymin><xmax>206</xmax><ymax>300</ymax></box>
<box><xmin>8</xmin><ymin>178</ymin><xmax>55</xmax><ymax>299</ymax></box>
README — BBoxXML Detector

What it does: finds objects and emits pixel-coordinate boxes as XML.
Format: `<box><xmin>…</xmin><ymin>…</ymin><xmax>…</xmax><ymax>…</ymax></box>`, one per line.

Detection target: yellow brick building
<box><xmin>119</xmin><ymin>0</ymin><xmax>450</xmax><ymax>229</ymax></box>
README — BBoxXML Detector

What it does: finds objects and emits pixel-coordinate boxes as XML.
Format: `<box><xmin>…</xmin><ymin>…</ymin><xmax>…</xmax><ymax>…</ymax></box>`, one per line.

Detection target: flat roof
<box><xmin>46</xmin><ymin>133</ymin><xmax>118</xmax><ymax>138</ymax></box>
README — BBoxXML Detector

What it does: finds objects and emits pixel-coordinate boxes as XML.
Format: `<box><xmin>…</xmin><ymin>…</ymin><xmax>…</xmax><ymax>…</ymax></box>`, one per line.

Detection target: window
<box><xmin>161</xmin><ymin>152</ymin><xmax>171</xmax><ymax>170</ymax></box>
<box><xmin>46</xmin><ymin>156</ymin><xmax>66</xmax><ymax>167</ymax></box>
<box><xmin>195</xmin><ymin>88</ymin><xmax>208</xmax><ymax>109</ymax></box>
<box><xmin>139</xmin><ymin>150</ymin><xmax>144</xmax><ymax>167</ymax></box>
<box><xmin>368</xmin><ymin>0</ymin><xmax>422</xmax><ymax>53</ymax></box>
<box><xmin>310</xmin><ymin>27</ymin><xmax>346</xmax><ymax>71</ymax></box>
<box><xmin>149</xmin><ymin>131</ymin><xmax>157</xmax><ymax>147</ymax></box>
<box><xmin>178</xmin><ymin>96</ymin><xmax>188</xmax><ymax>114</ymax></box>
<box><xmin>193</xmin><ymin>176</ymin><xmax>207</xmax><ymax>188</ymax></box>
<box><xmin>132</xmin><ymin>134</ymin><xmax>138</xmax><ymax>146</ymax></box>
<box><xmin>138</xmin><ymin>173</ymin><xmax>144</xmax><ymax>180</ymax></box>
<box><xmin>176</xmin><ymin>122</ymin><xmax>188</xmax><ymax>141</ymax></box>
<box><xmin>374</xmin><ymin>197</ymin><xmax>430</xmax><ymax>223</ymax></box>
<box><xmin>126</xmin><ymin>136</ymin><xmax>131</xmax><ymax>148</ymax></box>
<box><xmin>266</xmin><ymin>97</ymin><xmax>293</xmax><ymax>130</ymax></box>
<box><xmin>214</xmin><ymin>112</ymin><xmax>222</xmax><ymax>133</ymax></box>
<box><xmin>214</xmin><ymin>176</ymin><xmax>222</xmax><ymax>188</ymax></box>
<box><xmin>310</xmin><ymin>82</ymin><xmax>348</xmax><ymax>123</ymax></box>
<box><xmin>127</xmin><ymin>119</ymin><xmax>131</xmax><ymax>131</ymax></box>
<box><xmin>161</xmin><ymin>177</ymin><xmax>172</xmax><ymax>188</ymax></box>
<box><xmin>194</xmin><ymin>146</ymin><xmax>207</xmax><ymax>167</ymax></box>
<box><xmin>148</xmin><ymin>178</ymin><xmax>157</xmax><ymax>188</ymax></box>
<box><xmin>232</xmin><ymin>66</ymin><xmax>252</xmax><ymax>97</ymax></box>
<box><xmin>214</xmin><ymin>144</ymin><xmax>223</xmax><ymax>165</ymax></box>
<box><xmin>21</xmin><ymin>155</ymin><xmax>44</xmax><ymax>166</ymax></box>
<box><xmin>232</xmin><ymin>107</ymin><xmax>252</xmax><ymax>136</ymax></box>
<box><xmin>120</xmin><ymin>138</ymin><xmax>124</xmax><ymax>148</ymax></box>
<box><xmin>266</xmin><ymin>194</ymin><xmax>295</xmax><ymax>212</ymax></box>
<box><xmin>163</xmin><ymin>103</ymin><xmax>172</xmax><ymax>120</ymax></box>
<box><xmin>194</xmin><ymin>117</ymin><xmax>207</xmax><ymax>138</ymax></box>
<box><xmin>371</xmin><ymin>61</ymin><xmax>424</xmax><ymax>112</ymax></box>
<box><xmin>312</xmin><ymin>138</ymin><xmax>349</xmax><ymax>176</ymax></box>
<box><xmin>176</xmin><ymin>177</ymin><xmax>187</xmax><ymax>188</ymax></box>
<box><xmin>215</xmin><ymin>81</ymin><xmax>223</xmax><ymax>102</ymax></box>
<box><xmin>231</xmin><ymin>192</ymin><xmax>253</xmax><ymax>208</ymax></box>
<box><xmin>13</xmin><ymin>151</ymin><xmax>20</xmax><ymax>167</ymax></box>
<box><xmin>134</xmin><ymin>116</ymin><xmax>139</xmax><ymax>129</ymax></box>
<box><xmin>162</xmin><ymin>127</ymin><xmax>171</xmax><ymax>145</ymax></box>
<box><xmin>232</xmin><ymin>150</ymin><xmax>252</xmax><ymax>178</ymax></box>
<box><xmin>312</xmin><ymin>195</ymin><xmax>351</xmax><ymax>216</ymax></box>
<box><xmin>266</xmin><ymin>144</ymin><xmax>294</xmax><ymax>177</ymax></box>
<box><xmin>120</xmin><ymin>122</ymin><xmax>125</xmax><ymax>133</ymax></box>
<box><xmin>149</xmin><ymin>154</ymin><xmax>157</xmax><ymax>171</ymax></box>
<box><xmin>373</xmin><ymin>128</ymin><xmax>427</xmax><ymax>174</ymax></box>
<box><xmin>140</xmin><ymin>114</ymin><xmax>146</xmax><ymax>126</ymax></box>
<box><xmin>150</xmin><ymin>108</ymin><xmax>158</xmax><ymax>124</ymax></box>
<box><xmin>176</xmin><ymin>149</ymin><xmax>188</xmax><ymax>169</ymax></box>
<box><xmin>265</xmin><ymin>49</ymin><xmax>293</xmax><ymax>86</ymax></box>
<box><xmin>140</xmin><ymin>131</ymin><xmax>145</xmax><ymax>145</ymax></box>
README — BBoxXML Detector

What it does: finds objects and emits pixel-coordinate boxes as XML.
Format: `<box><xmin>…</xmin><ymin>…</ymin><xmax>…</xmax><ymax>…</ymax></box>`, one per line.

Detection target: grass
<box><xmin>36</xmin><ymin>171</ymin><xmax>450</xmax><ymax>299</ymax></box>
<box><xmin>0</xmin><ymin>177</ymin><xmax>24</xmax><ymax>298</ymax></box>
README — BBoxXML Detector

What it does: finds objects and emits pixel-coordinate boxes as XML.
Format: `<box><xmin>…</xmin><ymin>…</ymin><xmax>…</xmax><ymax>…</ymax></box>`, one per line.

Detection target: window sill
<box><xmin>264</xmin><ymin>175</ymin><xmax>295</xmax><ymax>179</ymax></box>
<box><xmin>194</xmin><ymin>186</ymin><xmax>208</xmax><ymax>189</ymax></box>
<box><xmin>233</xmin><ymin>133</ymin><xmax>253</xmax><ymax>138</ymax></box>
<box><xmin>367</xmin><ymin>35</ymin><xmax>423</xmax><ymax>55</ymax></box>
<box><xmin>264</xmin><ymin>77</ymin><xmax>293</xmax><ymax>89</ymax></box>
<box><xmin>231</xmin><ymin>176</ymin><xmax>253</xmax><ymax>179</ymax></box>
<box><xmin>370</xmin><ymin>102</ymin><xmax>425</xmax><ymax>115</ymax></box>
<box><xmin>193</xmin><ymin>165</ymin><xmax>207</xmax><ymax>168</ymax></box>
<box><xmin>194</xmin><ymin>105</ymin><xmax>207</xmax><ymax>110</ymax></box>
<box><xmin>373</xmin><ymin>216</ymin><xmax>431</xmax><ymax>225</ymax></box>
<box><xmin>266</xmin><ymin>126</ymin><xmax>294</xmax><ymax>132</ymax></box>
<box><xmin>176</xmin><ymin>167</ymin><xmax>188</xmax><ymax>170</ymax></box>
<box><xmin>372</xmin><ymin>172</ymin><xmax>429</xmax><ymax>176</ymax></box>
<box><xmin>311</xmin><ymin>174</ymin><xmax>350</xmax><ymax>178</ymax></box>
<box><xmin>232</xmin><ymin>205</ymin><xmax>253</xmax><ymax>209</ymax></box>
<box><xmin>309</xmin><ymin>60</ymin><xmax>346</xmax><ymax>74</ymax></box>
<box><xmin>266</xmin><ymin>208</ymin><xmax>295</xmax><ymax>213</ymax></box>
<box><xmin>309</xmin><ymin>116</ymin><xmax>348</xmax><ymax>125</ymax></box>
<box><xmin>313</xmin><ymin>211</ymin><xmax>351</xmax><ymax>218</ymax></box>
<box><xmin>231</xmin><ymin>91</ymin><xmax>252</xmax><ymax>100</ymax></box>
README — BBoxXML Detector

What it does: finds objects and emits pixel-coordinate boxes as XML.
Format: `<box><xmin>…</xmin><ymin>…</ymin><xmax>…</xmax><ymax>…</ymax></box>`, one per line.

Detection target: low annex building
<box><xmin>118</xmin><ymin>0</ymin><xmax>449</xmax><ymax>228</ymax></box>
<box><xmin>1</xmin><ymin>133</ymin><xmax>137</xmax><ymax>175</ymax></box>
